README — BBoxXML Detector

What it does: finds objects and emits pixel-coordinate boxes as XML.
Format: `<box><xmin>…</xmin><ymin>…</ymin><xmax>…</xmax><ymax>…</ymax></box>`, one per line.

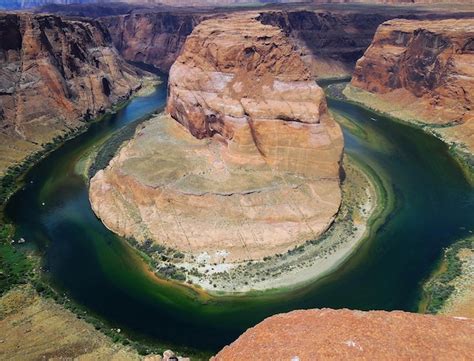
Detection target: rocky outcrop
<box><xmin>90</xmin><ymin>13</ymin><xmax>343</xmax><ymax>264</ymax></box>
<box><xmin>213</xmin><ymin>309</ymin><xmax>474</xmax><ymax>360</ymax></box>
<box><xmin>257</xmin><ymin>11</ymin><xmax>392</xmax><ymax>78</ymax></box>
<box><xmin>0</xmin><ymin>13</ymin><xmax>143</xmax><ymax>174</ymax></box>
<box><xmin>348</xmin><ymin>18</ymin><xmax>474</xmax><ymax>153</ymax></box>
<box><xmin>102</xmin><ymin>12</ymin><xmax>205</xmax><ymax>72</ymax></box>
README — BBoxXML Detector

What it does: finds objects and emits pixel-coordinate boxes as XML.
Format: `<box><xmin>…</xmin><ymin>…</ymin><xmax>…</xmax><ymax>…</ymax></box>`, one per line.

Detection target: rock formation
<box><xmin>0</xmin><ymin>13</ymin><xmax>143</xmax><ymax>174</ymax></box>
<box><xmin>213</xmin><ymin>309</ymin><xmax>474</xmax><ymax>360</ymax></box>
<box><xmin>102</xmin><ymin>11</ymin><xmax>205</xmax><ymax>72</ymax></box>
<box><xmin>89</xmin><ymin>13</ymin><xmax>343</xmax><ymax>263</ymax></box>
<box><xmin>348</xmin><ymin>18</ymin><xmax>474</xmax><ymax>153</ymax></box>
<box><xmin>257</xmin><ymin>10</ymin><xmax>392</xmax><ymax>78</ymax></box>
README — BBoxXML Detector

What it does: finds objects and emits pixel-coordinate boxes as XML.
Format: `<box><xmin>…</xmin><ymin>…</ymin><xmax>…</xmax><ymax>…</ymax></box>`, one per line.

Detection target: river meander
<box><xmin>5</xmin><ymin>80</ymin><xmax>473</xmax><ymax>355</ymax></box>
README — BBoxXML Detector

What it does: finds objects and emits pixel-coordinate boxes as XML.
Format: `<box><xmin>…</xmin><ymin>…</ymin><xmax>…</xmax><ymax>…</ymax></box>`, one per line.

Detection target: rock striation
<box><xmin>213</xmin><ymin>308</ymin><xmax>474</xmax><ymax>360</ymax></box>
<box><xmin>102</xmin><ymin>11</ymin><xmax>204</xmax><ymax>72</ymax></box>
<box><xmin>348</xmin><ymin>18</ymin><xmax>474</xmax><ymax>153</ymax></box>
<box><xmin>89</xmin><ymin>14</ymin><xmax>343</xmax><ymax>263</ymax></box>
<box><xmin>257</xmin><ymin>10</ymin><xmax>392</xmax><ymax>78</ymax></box>
<box><xmin>0</xmin><ymin>13</ymin><xmax>143</xmax><ymax>174</ymax></box>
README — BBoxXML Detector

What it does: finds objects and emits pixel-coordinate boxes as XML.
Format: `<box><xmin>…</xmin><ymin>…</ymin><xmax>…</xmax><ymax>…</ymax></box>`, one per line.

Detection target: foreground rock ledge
<box><xmin>213</xmin><ymin>309</ymin><xmax>474</xmax><ymax>360</ymax></box>
<box><xmin>90</xmin><ymin>14</ymin><xmax>343</xmax><ymax>263</ymax></box>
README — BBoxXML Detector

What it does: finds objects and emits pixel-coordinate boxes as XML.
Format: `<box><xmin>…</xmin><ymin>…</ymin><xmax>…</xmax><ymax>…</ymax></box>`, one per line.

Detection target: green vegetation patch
<box><xmin>0</xmin><ymin>224</ymin><xmax>35</xmax><ymax>297</ymax></box>
<box><xmin>422</xmin><ymin>237</ymin><xmax>474</xmax><ymax>314</ymax></box>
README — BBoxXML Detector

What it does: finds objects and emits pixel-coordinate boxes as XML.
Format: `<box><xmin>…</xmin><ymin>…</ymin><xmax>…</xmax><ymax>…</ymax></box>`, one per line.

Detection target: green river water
<box><xmin>5</xmin><ymin>80</ymin><xmax>473</xmax><ymax>356</ymax></box>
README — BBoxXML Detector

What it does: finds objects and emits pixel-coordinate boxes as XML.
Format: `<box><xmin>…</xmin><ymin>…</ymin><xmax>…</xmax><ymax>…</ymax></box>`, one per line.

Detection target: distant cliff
<box><xmin>347</xmin><ymin>18</ymin><xmax>473</xmax><ymax>155</ymax></box>
<box><xmin>257</xmin><ymin>11</ymin><xmax>391</xmax><ymax>78</ymax></box>
<box><xmin>102</xmin><ymin>12</ymin><xmax>205</xmax><ymax>72</ymax></box>
<box><xmin>0</xmin><ymin>13</ymin><xmax>143</xmax><ymax>174</ymax></box>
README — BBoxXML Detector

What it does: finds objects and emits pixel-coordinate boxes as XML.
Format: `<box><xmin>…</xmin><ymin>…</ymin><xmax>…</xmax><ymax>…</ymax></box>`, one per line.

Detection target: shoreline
<box><xmin>0</xmin><ymin>76</ymin><xmax>161</xmax><ymax>210</ymax></box>
<box><xmin>114</xmin><ymin>153</ymin><xmax>390</xmax><ymax>296</ymax></box>
<box><xmin>340</xmin><ymin>84</ymin><xmax>474</xmax><ymax>184</ymax></box>
<box><xmin>325</xmin><ymin>82</ymin><xmax>474</xmax><ymax>317</ymax></box>
<box><xmin>420</xmin><ymin>237</ymin><xmax>474</xmax><ymax>318</ymax></box>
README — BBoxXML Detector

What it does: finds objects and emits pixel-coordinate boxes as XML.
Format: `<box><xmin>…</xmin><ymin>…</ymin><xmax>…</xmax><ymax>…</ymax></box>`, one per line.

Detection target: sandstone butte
<box><xmin>213</xmin><ymin>309</ymin><xmax>474</xmax><ymax>360</ymax></box>
<box><xmin>348</xmin><ymin>18</ymin><xmax>474</xmax><ymax>154</ymax></box>
<box><xmin>0</xmin><ymin>12</ymin><xmax>143</xmax><ymax>174</ymax></box>
<box><xmin>89</xmin><ymin>13</ymin><xmax>344</xmax><ymax>263</ymax></box>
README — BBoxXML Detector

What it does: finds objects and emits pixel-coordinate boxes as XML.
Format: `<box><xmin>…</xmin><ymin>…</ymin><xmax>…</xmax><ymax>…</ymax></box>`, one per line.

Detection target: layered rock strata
<box><xmin>257</xmin><ymin>10</ymin><xmax>392</xmax><ymax>78</ymax></box>
<box><xmin>348</xmin><ymin>18</ymin><xmax>474</xmax><ymax>153</ymax></box>
<box><xmin>90</xmin><ymin>14</ymin><xmax>343</xmax><ymax>263</ymax></box>
<box><xmin>213</xmin><ymin>309</ymin><xmax>474</xmax><ymax>360</ymax></box>
<box><xmin>0</xmin><ymin>13</ymin><xmax>143</xmax><ymax>174</ymax></box>
<box><xmin>102</xmin><ymin>11</ymin><xmax>205</xmax><ymax>72</ymax></box>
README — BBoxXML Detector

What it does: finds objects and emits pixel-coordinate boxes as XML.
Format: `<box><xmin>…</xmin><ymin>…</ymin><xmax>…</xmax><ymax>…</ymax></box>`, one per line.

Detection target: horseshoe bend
<box><xmin>1</xmin><ymin>1</ymin><xmax>474</xmax><ymax>360</ymax></box>
<box><xmin>89</xmin><ymin>14</ymin><xmax>345</xmax><ymax>266</ymax></box>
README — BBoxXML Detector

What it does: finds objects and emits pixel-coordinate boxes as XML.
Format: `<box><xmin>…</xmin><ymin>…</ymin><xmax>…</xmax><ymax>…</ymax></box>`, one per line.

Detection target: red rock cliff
<box><xmin>0</xmin><ymin>13</ymin><xmax>143</xmax><ymax>174</ymax></box>
<box><xmin>90</xmin><ymin>13</ymin><xmax>343</xmax><ymax>264</ymax></box>
<box><xmin>348</xmin><ymin>18</ymin><xmax>473</xmax><ymax>153</ymax></box>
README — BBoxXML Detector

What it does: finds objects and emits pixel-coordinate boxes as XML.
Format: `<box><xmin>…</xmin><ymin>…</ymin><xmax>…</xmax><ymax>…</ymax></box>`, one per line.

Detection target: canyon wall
<box><xmin>257</xmin><ymin>11</ymin><xmax>392</xmax><ymax>78</ymax></box>
<box><xmin>102</xmin><ymin>9</ymin><xmax>392</xmax><ymax>77</ymax></box>
<box><xmin>90</xmin><ymin>13</ymin><xmax>343</xmax><ymax>263</ymax></box>
<box><xmin>213</xmin><ymin>309</ymin><xmax>474</xmax><ymax>360</ymax></box>
<box><xmin>0</xmin><ymin>13</ymin><xmax>143</xmax><ymax>174</ymax></box>
<box><xmin>347</xmin><ymin>18</ymin><xmax>474</xmax><ymax>154</ymax></box>
<box><xmin>102</xmin><ymin>12</ymin><xmax>205</xmax><ymax>72</ymax></box>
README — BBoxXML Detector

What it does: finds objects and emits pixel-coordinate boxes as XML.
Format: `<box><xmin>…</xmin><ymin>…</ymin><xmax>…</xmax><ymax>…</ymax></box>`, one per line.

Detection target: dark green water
<box><xmin>5</xmin><ymin>81</ymin><xmax>473</xmax><ymax>355</ymax></box>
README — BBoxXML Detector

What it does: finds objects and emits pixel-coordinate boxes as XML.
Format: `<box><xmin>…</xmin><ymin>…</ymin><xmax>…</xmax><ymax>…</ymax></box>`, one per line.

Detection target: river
<box><xmin>5</xmin><ymin>80</ymin><xmax>473</xmax><ymax>355</ymax></box>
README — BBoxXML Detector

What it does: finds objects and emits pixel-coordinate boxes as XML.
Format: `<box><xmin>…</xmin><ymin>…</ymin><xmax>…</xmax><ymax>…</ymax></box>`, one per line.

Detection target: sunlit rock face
<box><xmin>349</xmin><ymin>18</ymin><xmax>474</xmax><ymax>152</ymax></box>
<box><xmin>213</xmin><ymin>309</ymin><xmax>474</xmax><ymax>360</ymax></box>
<box><xmin>167</xmin><ymin>14</ymin><xmax>343</xmax><ymax>179</ymax></box>
<box><xmin>0</xmin><ymin>13</ymin><xmax>142</xmax><ymax>174</ymax></box>
<box><xmin>90</xmin><ymin>14</ymin><xmax>343</xmax><ymax>263</ymax></box>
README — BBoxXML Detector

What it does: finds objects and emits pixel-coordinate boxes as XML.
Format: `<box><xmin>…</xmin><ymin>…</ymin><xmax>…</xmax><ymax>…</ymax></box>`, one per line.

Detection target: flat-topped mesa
<box><xmin>90</xmin><ymin>14</ymin><xmax>343</xmax><ymax>264</ymax></box>
<box><xmin>348</xmin><ymin>18</ymin><xmax>473</xmax><ymax>152</ymax></box>
<box><xmin>167</xmin><ymin>14</ymin><xmax>342</xmax><ymax>180</ymax></box>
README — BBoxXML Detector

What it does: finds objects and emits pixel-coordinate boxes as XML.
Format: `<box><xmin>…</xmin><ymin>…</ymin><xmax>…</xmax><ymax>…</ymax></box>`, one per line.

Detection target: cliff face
<box><xmin>348</xmin><ymin>18</ymin><xmax>473</xmax><ymax>152</ymax></box>
<box><xmin>90</xmin><ymin>14</ymin><xmax>343</xmax><ymax>264</ymax></box>
<box><xmin>102</xmin><ymin>12</ymin><xmax>204</xmax><ymax>72</ymax></box>
<box><xmin>0</xmin><ymin>13</ymin><xmax>143</xmax><ymax>174</ymax></box>
<box><xmin>166</xmin><ymin>13</ymin><xmax>343</xmax><ymax>179</ymax></box>
<box><xmin>214</xmin><ymin>309</ymin><xmax>474</xmax><ymax>360</ymax></box>
<box><xmin>257</xmin><ymin>11</ymin><xmax>392</xmax><ymax>78</ymax></box>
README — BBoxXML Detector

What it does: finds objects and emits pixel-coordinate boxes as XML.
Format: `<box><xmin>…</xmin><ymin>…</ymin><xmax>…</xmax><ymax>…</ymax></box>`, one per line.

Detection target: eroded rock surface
<box><xmin>349</xmin><ymin>18</ymin><xmax>474</xmax><ymax>153</ymax></box>
<box><xmin>213</xmin><ymin>309</ymin><xmax>474</xmax><ymax>360</ymax></box>
<box><xmin>90</xmin><ymin>14</ymin><xmax>343</xmax><ymax>263</ymax></box>
<box><xmin>102</xmin><ymin>11</ymin><xmax>205</xmax><ymax>72</ymax></box>
<box><xmin>0</xmin><ymin>13</ymin><xmax>143</xmax><ymax>174</ymax></box>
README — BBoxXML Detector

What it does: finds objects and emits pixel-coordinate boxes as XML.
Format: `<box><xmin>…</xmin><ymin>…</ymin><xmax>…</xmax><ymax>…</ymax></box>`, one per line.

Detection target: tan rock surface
<box><xmin>350</xmin><ymin>18</ymin><xmax>474</xmax><ymax>153</ymax></box>
<box><xmin>213</xmin><ymin>308</ymin><xmax>474</xmax><ymax>360</ymax></box>
<box><xmin>0</xmin><ymin>13</ymin><xmax>144</xmax><ymax>174</ymax></box>
<box><xmin>0</xmin><ymin>285</ymin><xmax>141</xmax><ymax>361</ymax></box>
<box><xmin>90</xmin><ymin>14</ymin><xmax>343</xmax><ymax>263</ymax></box>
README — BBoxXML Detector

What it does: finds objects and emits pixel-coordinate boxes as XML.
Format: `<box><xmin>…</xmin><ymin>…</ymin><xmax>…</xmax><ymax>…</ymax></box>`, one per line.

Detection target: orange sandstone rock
<box><xmin>213</xmin><ymin>309</ymin><xmax>474</xmax><ymax>360</ymax></box>
<box><xmin>90</xmin><ymin>14</ymin><xmax>343</xmax><ymax>264</ymax></box>
<box><xmin>0</xmin><ymin>12</ymin><xmax>143</xmax><ymax>174</ymax></box>
<box><xmin>350</xmin><ymin>18</ymin><xmax>474</xmax><ymax>152</ymax></box>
